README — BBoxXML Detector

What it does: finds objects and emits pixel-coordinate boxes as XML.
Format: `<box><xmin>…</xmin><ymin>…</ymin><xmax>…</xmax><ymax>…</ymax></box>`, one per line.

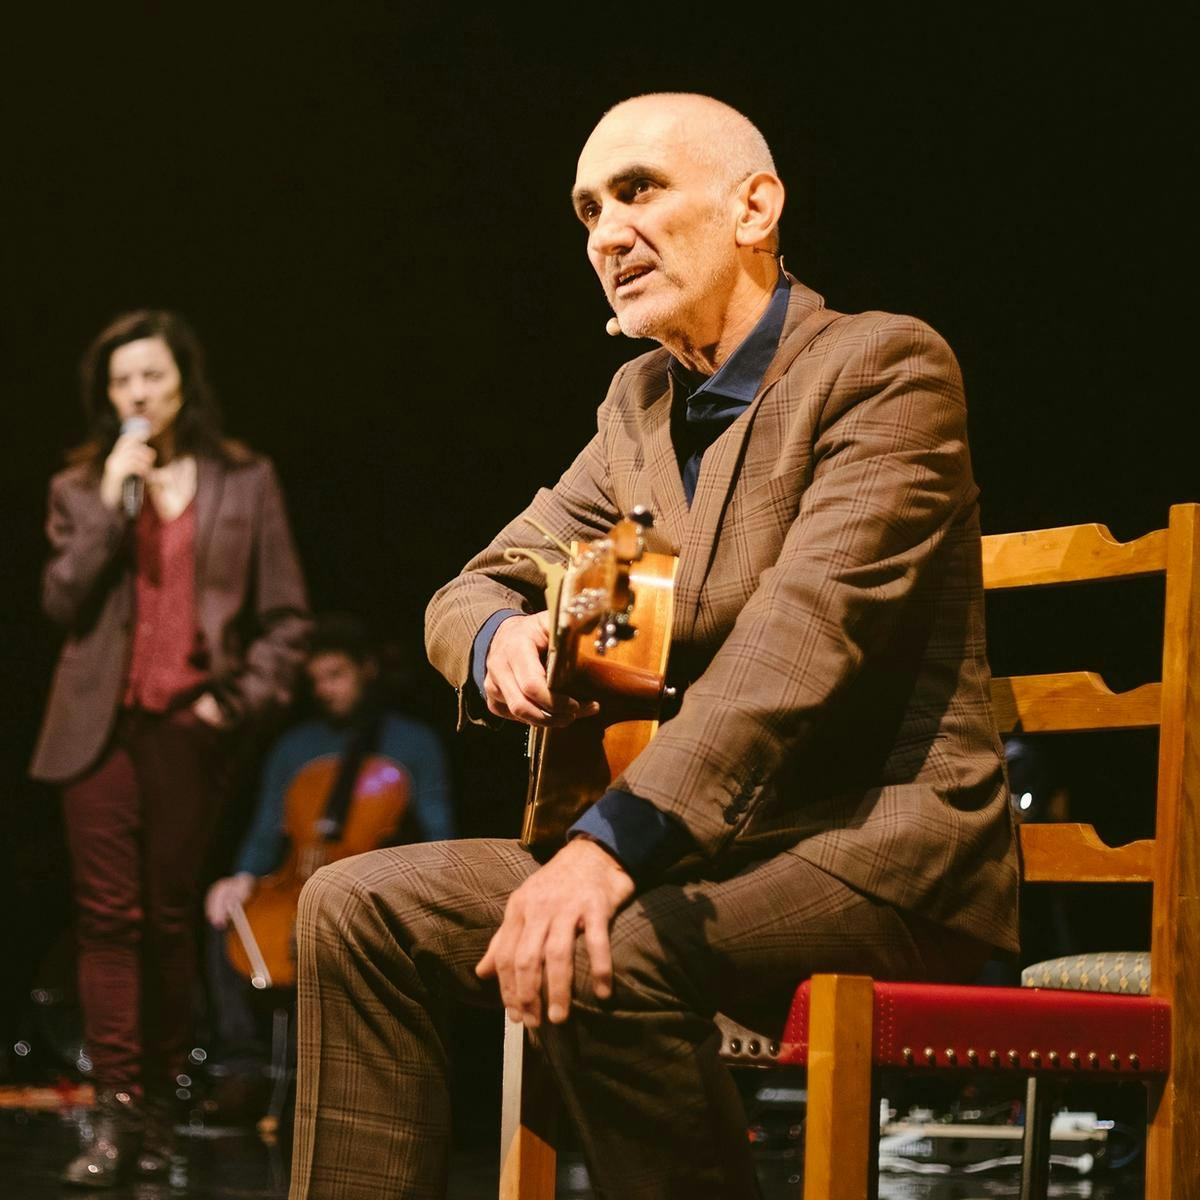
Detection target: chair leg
<box><xmin>1145</xmin><ymin>1076</ymin><xmax>1185</xmax><ymax>1200</ymax></box>
<box><xmin>802</xmin><ymin>974</ymin><xmax>876</xmax><ymax>1200</ymax></box>
<box><xmin>499</xmin><ymin>1018</ymin><xmax>559</xmax><ymax>1200</ymax></box>
<box><xmin>257</xmin><ymin>1005</ymin><xmax>292</xmax><ymax>1141</ymax></box>
<box><xmin>1019</xmin><ymin>1074</ymin><xmax>1056</xmax><ymax>1200</ymax></box>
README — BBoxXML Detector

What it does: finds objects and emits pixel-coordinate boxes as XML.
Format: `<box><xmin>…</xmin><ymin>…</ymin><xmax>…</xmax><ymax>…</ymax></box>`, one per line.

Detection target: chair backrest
<box><xmin>981</xmin><ymin>504</ymin><xmax>1200</xmax><ymax>1012</ymax></box>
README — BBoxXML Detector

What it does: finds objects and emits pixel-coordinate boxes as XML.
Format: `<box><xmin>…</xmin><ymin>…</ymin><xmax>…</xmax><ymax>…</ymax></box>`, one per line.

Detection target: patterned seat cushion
<box><xmin>1021</xmin><ymin>951</ymin><xmax>1150</xmax><ymax>995</ymax></box>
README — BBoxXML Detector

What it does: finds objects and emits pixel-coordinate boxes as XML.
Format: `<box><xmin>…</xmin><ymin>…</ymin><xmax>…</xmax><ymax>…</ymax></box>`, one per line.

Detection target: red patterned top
<box><xmin>123</xmin><ymin>498</ymin><xmax>211</xmax><ymax>711</ymax></box>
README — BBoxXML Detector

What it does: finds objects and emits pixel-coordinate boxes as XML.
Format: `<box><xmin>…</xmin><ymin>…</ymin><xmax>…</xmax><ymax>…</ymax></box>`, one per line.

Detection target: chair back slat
<box><xmin>990</xmin><ymin>672</ymin><xmax>1161</xmax><ymax>734</ymax></box>
<box><xmin>1019</xmin><ymin>823</ymin><xmax>1154</xmax><ymax>883</ymax></box>
<box><xmin>983</xmin><ymin>524</ymin><xmax>1167</xmax><ymax>590</ymax></box>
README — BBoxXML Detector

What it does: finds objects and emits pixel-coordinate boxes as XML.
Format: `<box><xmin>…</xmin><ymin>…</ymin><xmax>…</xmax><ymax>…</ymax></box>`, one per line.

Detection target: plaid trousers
<box><xmin>288</xmin><ymin>838</ymin><xmax>989</xmax><ymax>1200</ymax></box>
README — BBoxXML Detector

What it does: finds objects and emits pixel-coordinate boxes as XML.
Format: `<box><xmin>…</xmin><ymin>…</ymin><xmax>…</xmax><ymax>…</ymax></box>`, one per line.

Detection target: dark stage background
<box><xmin>0</xmin><ymin>0</ymin><xmax>1192</xmax><ymax>1130</ymax></box>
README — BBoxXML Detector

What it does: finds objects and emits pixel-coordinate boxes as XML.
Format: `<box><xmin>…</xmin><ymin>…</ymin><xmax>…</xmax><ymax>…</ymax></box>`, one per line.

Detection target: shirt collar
<box><xmin>669</xmin><ymin>269</ymin><xmax>791</xmax><ymax>409</ymax></box>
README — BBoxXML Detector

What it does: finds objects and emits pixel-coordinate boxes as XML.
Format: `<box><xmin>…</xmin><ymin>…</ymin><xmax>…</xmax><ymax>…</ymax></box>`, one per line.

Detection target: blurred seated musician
<box><xmin>206</xmin><ymin>612</ymin><xmax>455</xmax><ymax>945</ymax></box>
<box><xmin>289</xmin><ymin>93</ymin><xmax>1018</xmax><ymax>1200</ymax></box>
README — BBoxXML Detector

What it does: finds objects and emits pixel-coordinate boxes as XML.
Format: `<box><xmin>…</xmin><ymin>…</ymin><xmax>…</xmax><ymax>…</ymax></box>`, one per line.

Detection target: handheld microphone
<box><xmin>605</xmin><ymin>317</ymin><xmax>622</xmax><ymax>337</ymax></box>
<box><xmin>120</xmin><ymin>415</ymin><xmax>152</xmax><ymax>519</ymax></box>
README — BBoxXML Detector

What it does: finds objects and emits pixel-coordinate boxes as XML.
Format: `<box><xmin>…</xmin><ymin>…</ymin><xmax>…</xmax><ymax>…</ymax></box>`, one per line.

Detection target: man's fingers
<box><xmin>543</xmin><ymin>923</ymin><xmax>578</xmax><ymax>1024</ymax></box>
<box><xmin>509</xmin><ymin>641</ymin><xmax>558</xmax><ymax>712</ymax></box>
<box><xmin>481</xmin><ymin>911</ymin><xmax>526</xmax><ymax>1023</ymax></box>
<box><xmin>512</xmin><ymin>917</ymin><xmax>551</xmax><ymax>1025</ymax></box>
<box><xmin>474</xmin><ymin>939</ymin><xmax>497</xmax><ymax>979</ymax></box>
<box><xmin>581</xmin><ymin>903</ymin><xmax>614</xmax><ymax>1001</ymax></box>
<box><xmin>492</xmin><ymin>664</ymin><xmax>579</xmax><ymax>728</ymax></box>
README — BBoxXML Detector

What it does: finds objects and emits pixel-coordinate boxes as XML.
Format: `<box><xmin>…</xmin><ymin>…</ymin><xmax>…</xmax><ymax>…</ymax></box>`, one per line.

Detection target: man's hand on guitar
<box><xmin>484</xmin><ymin>613</ymin><xmax>600</xmax><ymax>728</ymax></box>
<box><xmin>475</xmin><ymin>836</ymin><xmax>635</xmax><ymax>1026</ymax></box>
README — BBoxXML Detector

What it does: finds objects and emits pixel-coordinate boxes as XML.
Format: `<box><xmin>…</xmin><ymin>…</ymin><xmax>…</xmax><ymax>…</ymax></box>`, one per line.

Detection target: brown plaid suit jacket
<box><xmin>426</xmin><ymin>278</ymin><xmax>1018</xmax><ymax>952</ymax></box>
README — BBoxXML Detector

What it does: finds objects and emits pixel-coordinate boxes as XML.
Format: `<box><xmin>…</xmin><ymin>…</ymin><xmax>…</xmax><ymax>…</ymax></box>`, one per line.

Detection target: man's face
<box><xmin>306</xmin><ymin>652</ymin><xmax>370</xmax><ymax>720</ymax></box>
<box><xmin>572</xmin><ymin>107</ymin><xmax>740</xmax><ymax>343</ymax></box>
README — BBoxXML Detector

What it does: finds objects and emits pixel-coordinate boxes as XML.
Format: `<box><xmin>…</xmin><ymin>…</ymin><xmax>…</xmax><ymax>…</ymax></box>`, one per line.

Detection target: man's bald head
<box><xmin>594</xmin><ymin>93</ymin><xmax>777</xmax><ymax>194</ymax></box>
<box><xmin>573</xmin><ymin>93</ymin><xmax>786</xmax><ymax>358</ymax></box>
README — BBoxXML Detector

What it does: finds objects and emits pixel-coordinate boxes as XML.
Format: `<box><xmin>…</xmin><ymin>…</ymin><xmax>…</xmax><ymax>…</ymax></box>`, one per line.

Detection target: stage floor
<box><xmin>0</xmin><ymin>1107</ymin><xmax>1144</xmax><ymax>1199</ymax></box>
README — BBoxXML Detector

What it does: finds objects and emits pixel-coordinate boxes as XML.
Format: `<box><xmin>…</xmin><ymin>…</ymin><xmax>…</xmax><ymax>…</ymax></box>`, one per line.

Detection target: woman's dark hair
<box><xmin>69</xmin><ymin>309</ymin><xmax>239</xmax><ymax>469</ymax></box>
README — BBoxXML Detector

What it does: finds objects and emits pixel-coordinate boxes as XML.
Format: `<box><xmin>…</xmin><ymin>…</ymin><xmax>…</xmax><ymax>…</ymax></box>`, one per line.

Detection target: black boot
<box><xmin>62</xmin><ymin>1088</ymin><xmax>142</xmax><ymax>1189</ymax></box>
<box><xmin>135</xmin><ymin>1089</ymin><xmax>179</xmax><ymax>1178</ymax></box>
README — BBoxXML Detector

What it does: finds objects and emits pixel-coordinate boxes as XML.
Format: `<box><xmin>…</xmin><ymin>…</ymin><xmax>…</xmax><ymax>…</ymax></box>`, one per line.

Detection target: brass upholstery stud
<box><xmin>1028</xmin><ymin>1050</ymin><xmax>1041</xmax><ymax>1067</ymax></box>
<box><xmin>901</xmin><ymin>1047</ymin><xmax>914</xmax><ymax>1065</ymax></box>
<box><xmin>944</xmin><ymin>1048</ymin><xmax>957</xmax><ymax>1066</ymax></box>
<box><xmin>728</xmin><ymin>1038</ymin><xmax>742</xmax><ymax>1055</ymax></box>
<box><xmin>924</xmin><ymin>1047</ymin><xmax>937</xmax><ymax>1065</ymax></box>
<box><xmin>1048</xmin><ymin>1051</ymin><xmax>1060</xmax><ymax>1067</ymax></box>
<box><xmin>1068</xmin><ymin>1051</ymin><xmax>1080</xmax><ymax>1067</ymax></box>
<box><xmin>1109</xmin><ymin>1053</ymin><xmax>1120</xmax><ymax>1069</ymax></box>
<box><xmin>989</xmin><ymin>1050</ymin><xmax>1000</xmax><ymax>1066</ymax></box>
<box><xmin>966</xmin><ymin>1049</ymin><xmax>979</xmax><ymax>1065</ymax></box>
<box><xmin>1129</xmin><ymin>1053</ymin><xmax>1140</xmax><ymax>1069</ymax></box>
<box><xmin>1088</xmin><ymin>1052</ymin><xmax>1100</xmax><ymax>1068</ymax></box>
<box><xmin>1008</xmin><ymin>1050</ymin><xmax>1020</xmax><ymax>1066</ymax></box>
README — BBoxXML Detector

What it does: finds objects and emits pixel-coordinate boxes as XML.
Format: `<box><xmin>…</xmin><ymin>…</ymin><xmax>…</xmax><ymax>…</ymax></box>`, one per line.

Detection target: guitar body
<box><xmin>225</xmin><ymin>754</ymin><xmax>409</xmax><ymax>987</ymax></box>
<box><xmin>521</xmin><ymin>547</ymin><xmax>677</xmax><ymax>849</ymax></box>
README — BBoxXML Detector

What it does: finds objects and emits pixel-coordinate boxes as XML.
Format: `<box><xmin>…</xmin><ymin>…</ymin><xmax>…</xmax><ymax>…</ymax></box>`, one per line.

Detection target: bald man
<box><xmin>289</xmin><ymin>94</ymin><xmax>1017</xmax><ymax>1200</ymax></box>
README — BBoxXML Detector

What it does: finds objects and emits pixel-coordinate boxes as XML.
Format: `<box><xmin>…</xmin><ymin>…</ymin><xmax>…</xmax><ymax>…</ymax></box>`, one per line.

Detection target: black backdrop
<box><xmin>0</xmin><ymin>4</ymin><xmax>1192</xmax><ymax>1076</ymax></box>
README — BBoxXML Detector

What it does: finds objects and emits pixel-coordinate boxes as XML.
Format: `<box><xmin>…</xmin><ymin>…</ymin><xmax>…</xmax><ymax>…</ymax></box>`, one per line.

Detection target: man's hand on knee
<box><xmin>483</xmin><ymin>613</ymin><xmax>600</xmax><ymax>728</ymax></box>
<box><xmin>475</xmin><ymin>837</ymin><xmax>635</xmax><ymax>1026</ymax></box>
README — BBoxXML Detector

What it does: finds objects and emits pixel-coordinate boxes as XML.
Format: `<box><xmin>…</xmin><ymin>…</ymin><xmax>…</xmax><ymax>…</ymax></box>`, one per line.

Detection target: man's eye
<box><xmin>581</xmin><ymin>203</ymin><xmax>599</xmax><ymax>223</ymax></box>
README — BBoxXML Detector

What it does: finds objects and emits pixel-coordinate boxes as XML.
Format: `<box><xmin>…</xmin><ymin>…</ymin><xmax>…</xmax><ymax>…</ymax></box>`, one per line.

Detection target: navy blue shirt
<box><xmin>473</xmin><ymin>274</ymin><xmax>791</xmax><ymax>882</ymax></box>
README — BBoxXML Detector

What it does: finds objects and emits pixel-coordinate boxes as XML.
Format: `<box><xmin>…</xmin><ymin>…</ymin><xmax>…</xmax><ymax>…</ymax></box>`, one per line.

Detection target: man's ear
<box><xmin>733</xmin><ymin>172</ymin><xmax>785</xmax><ymax>249</ymax></box>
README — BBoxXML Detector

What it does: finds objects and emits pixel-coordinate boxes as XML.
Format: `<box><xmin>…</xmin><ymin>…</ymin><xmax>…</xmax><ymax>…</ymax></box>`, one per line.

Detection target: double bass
<box><xmin>225</xmin><ymin>749</ymin><xmax>409</xmax><ymax>989</ymax></box>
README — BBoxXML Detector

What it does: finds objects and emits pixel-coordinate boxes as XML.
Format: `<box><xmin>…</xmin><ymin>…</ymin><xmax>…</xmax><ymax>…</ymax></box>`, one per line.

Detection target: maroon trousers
<box><xmin>61</xmin><ymin>708</ymin><xmax>230</xmax><ymax>1092</ymax></box>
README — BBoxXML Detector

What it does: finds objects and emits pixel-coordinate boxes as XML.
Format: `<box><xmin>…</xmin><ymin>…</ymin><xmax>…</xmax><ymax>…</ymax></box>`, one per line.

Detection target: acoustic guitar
<box><xmin>507</xmin><ymin>508</ymin><xmax>679</xmax><ymax>849</ymax></box>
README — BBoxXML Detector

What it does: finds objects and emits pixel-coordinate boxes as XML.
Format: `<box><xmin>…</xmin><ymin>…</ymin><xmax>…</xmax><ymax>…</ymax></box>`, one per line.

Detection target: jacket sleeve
<box><xmin>41</xmin><ymin>472</ymin><xmax>128</xmax><ymax>629</ymax></box>
<box><xmin>617</xmin><ymin>315</ymin><xmax>977</xmax><ymax>858</ymax></box>
<box><xmin>218</xmin><ymin>461</ymin><xmax>312</xmax><ymax>720</ymax></box>
<box><xmin>425</xmin><ymin>378</ymin><xmax>624</xmax><ymax>720</ymax></box>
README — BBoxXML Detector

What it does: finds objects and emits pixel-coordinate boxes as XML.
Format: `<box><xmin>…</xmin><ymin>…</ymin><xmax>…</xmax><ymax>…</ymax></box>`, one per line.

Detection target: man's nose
<box><xmin>589</xmin><ymin>204</ymin><xmax>636</xmax><ymax>259</ymax></box>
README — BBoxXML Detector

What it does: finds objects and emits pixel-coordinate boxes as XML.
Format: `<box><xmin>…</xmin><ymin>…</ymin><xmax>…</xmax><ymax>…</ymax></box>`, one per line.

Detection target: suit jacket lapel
<box><xmin>194</xmin><ymin>455</ymin><xmax>225</xmax><ymax>585</ymax></box>
<box><xmin>639</xmin><ymin>378</ymin><xmax>690</xmax><ymax>553</ymax></box>
<box><xmin>672</xmin><ymin>281</ymin><xmax>836</xmax><ymax>639</ymax></box>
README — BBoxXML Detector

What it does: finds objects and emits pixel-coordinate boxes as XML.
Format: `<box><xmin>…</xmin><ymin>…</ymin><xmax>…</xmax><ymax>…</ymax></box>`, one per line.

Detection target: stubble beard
<box><xmin>612</xmin><ymin>208</ymin><xmax>738</xmax><ymax>347</ymax></box>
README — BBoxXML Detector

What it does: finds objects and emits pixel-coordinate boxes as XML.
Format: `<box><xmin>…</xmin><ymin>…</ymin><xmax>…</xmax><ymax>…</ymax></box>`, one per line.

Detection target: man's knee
<box><xmin>296</xmin><ymin>843</ymin><xmax>469</xmax><ymax>953</ymax></box>
<box><xmin>297</xmin><ymin>850</ymin><xmax>403</xmax><ymax>954</ymax></box>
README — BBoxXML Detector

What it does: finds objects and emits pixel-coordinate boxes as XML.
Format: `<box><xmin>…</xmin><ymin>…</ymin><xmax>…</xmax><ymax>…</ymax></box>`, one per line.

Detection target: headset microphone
<box><xmin>605</xmin><ymin>317</ymin><xmax>622</xmax><ymax>337</ymax></box>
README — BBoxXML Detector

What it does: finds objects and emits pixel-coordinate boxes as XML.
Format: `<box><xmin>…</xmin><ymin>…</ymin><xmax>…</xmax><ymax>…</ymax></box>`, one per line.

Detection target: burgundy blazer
<box><xmin>31</xmin><ymin>450</ymin><xmax>311</xmax><ymax>783</ymax></box>
<box><xmin>426</xmin><ymin>280</ymin><xmax>1019</xmax><ymax>952</ymax></box>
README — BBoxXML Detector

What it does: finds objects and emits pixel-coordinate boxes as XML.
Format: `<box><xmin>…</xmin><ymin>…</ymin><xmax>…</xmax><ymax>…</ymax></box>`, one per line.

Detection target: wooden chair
<box><xmin>500</xmin><ymin>505</ymin><xmax>1200</xmax><ymax>1199</ymax></box>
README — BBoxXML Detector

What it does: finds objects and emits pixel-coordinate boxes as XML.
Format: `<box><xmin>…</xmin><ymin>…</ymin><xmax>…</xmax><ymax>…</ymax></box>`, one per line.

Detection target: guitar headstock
<box><xmin>550</xmin><ymin>508</ymin><xmax>655</xmax><ymax>688</ymax></box>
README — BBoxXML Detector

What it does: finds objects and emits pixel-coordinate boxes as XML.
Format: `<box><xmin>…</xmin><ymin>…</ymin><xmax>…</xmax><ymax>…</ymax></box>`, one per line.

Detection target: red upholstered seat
<box><xmin>777</xmin><ymin>979</ymin><xmax>1172</xmax><ymax>1076</ymax></box>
